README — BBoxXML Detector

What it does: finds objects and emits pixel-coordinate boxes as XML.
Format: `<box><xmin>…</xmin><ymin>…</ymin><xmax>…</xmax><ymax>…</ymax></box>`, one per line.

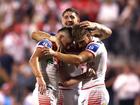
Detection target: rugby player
<box><xmin>29</xmin><ymin>27</ymin><xmax>72</xmax><ymax>105</ymax></box>
<box><xmin>45</xmin><ymin>24</ymin><xmax>110</xmax><ymax>105</ymax></box>
<box><xmin>31</xmin><ymin>8</ymin><xmax>111</xmax><ymax>105</ymax></box>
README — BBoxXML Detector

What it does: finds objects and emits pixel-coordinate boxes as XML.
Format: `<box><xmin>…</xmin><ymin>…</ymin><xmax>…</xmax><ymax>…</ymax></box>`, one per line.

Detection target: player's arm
<box><xmin>45</xmin><ymin>42</ymin><xmax>99</xmax><ymax>65</ymax></box>
<box><xmin>31</xmin><ymin>31</ymin><xmax>56</xmax><ymax>42</ymax></box>
<box><xmin>61</xmin><ymin>68</ymin><xmax>96</xmax><ymax>87</ymax></box>
<box><xmin>29</xmin><ymin>47</ymin><xmax>46</xmax><ymax>94</ymax></box>
<box><xmin>46</xmin><ymin>48</ymin><xmax>94</xmax><ymax>65</ymax></box>
<box><xmin>80</xmin><ymin>21</ymin><xmax>112</xmax><ymax>39</ymax></box>
<box><xmin>56</xmin><ymin>51</ymin><xmax>94</xmax><ymax>65</ymax></box>
<box><xmin>29</xmin><ymin>47</ymin><xmax>43</xmax><ymax>78</ymax></box>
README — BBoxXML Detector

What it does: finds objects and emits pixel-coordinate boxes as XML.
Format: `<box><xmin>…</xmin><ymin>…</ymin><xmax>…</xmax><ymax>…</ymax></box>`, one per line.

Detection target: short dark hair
<box><xmin>62</xmin><ymin>8</ymin><xmax>80</xmax><ymax>18</ymax></box>
<box><xmin>72</xmin><ymin>24</ymin><xmax>90</xmax><ymax>41</ymax></box>
<box><xmin>58</xmin><ymin>27</ymin><xmax>73</xmax><ymax>38</ymax></box>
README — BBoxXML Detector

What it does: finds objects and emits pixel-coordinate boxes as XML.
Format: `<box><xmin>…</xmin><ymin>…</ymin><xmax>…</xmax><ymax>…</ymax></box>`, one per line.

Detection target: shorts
<box><xmin>78</xmin><ymin>85</ymin><xmax>109</xmax><ymax>105</ymax></box>
<box><xmin>32</xmin><ymin>86</ymin><xmax>58</xmax><ymax>105</ymax></box>
<box><xmin>58</xmin><ymin>88</ymin><xmax>79</xmax><ymax>105</ymax></box>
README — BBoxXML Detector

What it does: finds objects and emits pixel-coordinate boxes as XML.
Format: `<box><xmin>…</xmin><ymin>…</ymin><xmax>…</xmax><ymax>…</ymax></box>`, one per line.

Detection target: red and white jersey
<box><xmin>35</xmin><ymin>39</ymin><xmax>59</xmax><ymax>90</ymax></box>
<box><xmin>82</xmin><ymin>38</ymin><xmax>107</xmax><ymax>89</ymax></box>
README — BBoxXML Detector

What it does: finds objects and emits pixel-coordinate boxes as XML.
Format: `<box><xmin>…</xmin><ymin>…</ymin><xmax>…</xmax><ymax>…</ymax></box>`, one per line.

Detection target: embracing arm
<box><xmin>31</xmin><ymin>31</ymin><xmax>56</xmax><ymax>42</ymax></box>
<box><xmin>61</xmin><ymin>68</ymin><xmax>96</xmax><ymax>87</ymax></box>
<box><xmin>91</xmin><ymin>22</ymin><xmax>112</xmax><ymax>39</ymax></box>
<box><xmin>52</xmin><ymin>50</ymin><xmax>94</xmax><ymax>65</ymax></box>
<box><xmin>61</xmin><ymin>72</ymin><xmax>88</xmax><ymax>87</ymax></box>
<box><xmin>80</xmin><ymin>21</ymin><xmax>112</xmax><ymax>39</ymax></box>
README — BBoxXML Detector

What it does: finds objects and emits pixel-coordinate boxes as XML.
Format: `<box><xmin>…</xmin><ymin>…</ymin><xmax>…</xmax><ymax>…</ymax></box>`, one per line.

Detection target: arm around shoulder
<box><xmin>91</xmin><ymin>22</ymin><xmax>112</xmax><ymax>40</ymax></box>
<box><xmin>31</xmin><ymin>31</ymin><xmax>52</xmax><ymax>42</ymax></box>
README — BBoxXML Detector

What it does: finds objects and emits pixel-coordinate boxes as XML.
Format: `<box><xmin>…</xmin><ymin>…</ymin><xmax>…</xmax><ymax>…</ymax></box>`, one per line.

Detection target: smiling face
<box><xmin>61</xmin><ymin>11</ymin><xmax>80</xmax><ymax>27</ymax></box>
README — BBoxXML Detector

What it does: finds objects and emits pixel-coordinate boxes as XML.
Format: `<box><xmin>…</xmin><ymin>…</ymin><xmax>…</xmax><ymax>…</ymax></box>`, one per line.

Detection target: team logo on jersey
<box><xmin>86</xmin><ymin>43</ymin><xmax>99</xmax><ymax>52</ymax></box>
<box><xmin>38</xmin><ymin>39</ymin><xmax>52</xmax><ymax>48</ymax></box>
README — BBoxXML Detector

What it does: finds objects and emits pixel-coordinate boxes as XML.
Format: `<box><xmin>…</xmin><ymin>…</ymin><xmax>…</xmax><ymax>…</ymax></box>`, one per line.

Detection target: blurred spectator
<box><xmin>0</xmin><ymin>68</ymin><xmax>9</xmax><ymax>88</ymax></box>
<box><xmin>129</xmin><ymin>0</ymin><xmax>140</xmax><ymax>58</ymax></box>
<box><xmin>14</xmin><ymin>0</ymin><xmax>34</xmax><ymax>23</ymax></box>
<box><xmin>0</xmin><ymin>83</ymin><xmax>16</xmax><ymax>105</ymax></box>
<box><xmin>43</xmin><ymin>12</ymin><xmax>62</xmax><ymax>33</ymax></box>
<box><xmin>0</xmin><ymin>0</ymin><xmax>19</xmax><ymax>30</ymax></box>
<box><xmin>3</xmin><ymin>23</ymin><xmax>29</xmax><ymax>63</ymax></box>
<box><xmin>97</xmin><ymin>0</ymin><xmax>119</xmax><ymax>29</ymax></box>
<box><xmin>72</xmin><ymin>0</ymin><xmax>100</xmax><ymax>21</ymax></box>
<box><xmin>113</xmin><ymin>62</ymin><xmax>140</xmax><ymax>105</ymax></box>
<box><xmin>135</xmin><ymin>95</ymin><xmax>140</xmax><ymax>105</ymax></box>
<box><xmin>0</xmin><ymin>42</ymin><xmax>14</xmax><ymax>76</ymax></box>
<box><xmin>105</xmin><ymin>62</ymin><xmax>121</xmax><ymax>105</ymax></box>
<box><xmin>11</xmin><ymin>60</ymin><xmax>35</xmax><ymax>103</ymax></box>
<box><xmin>57</xmin><ymin>0</ymin><xmax>72</xmax><ymax>14</ymax></box>
<box><xmin>23</xmin><ymin>86</ymin><xmax>34</xmax><ymax>105</ymax></box>
<box><xmin>115</xmin><ymin>0</ymin><xmax>137</xmax><ymax>56</ymax></box>
<box><xmin>97</xmin><ymin>0</ymin><xmax>119</xmax><ymax>54</ymax></box>
<box><xmin>33</xmin><ymin>0</ymin><xmax>57</xmax><ymax>24</ymax></box>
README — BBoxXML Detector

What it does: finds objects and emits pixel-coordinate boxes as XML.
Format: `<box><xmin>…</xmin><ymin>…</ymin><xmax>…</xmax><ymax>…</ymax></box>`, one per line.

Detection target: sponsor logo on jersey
<box><xmin>38</xmin><ymin>39</ymin><xmax>52</xmax><ymax>48</ymax></box>
<box><xmin>86</xmin><ymin>43</ymin><xmax>99</xmax><ymax>52</ymax></box>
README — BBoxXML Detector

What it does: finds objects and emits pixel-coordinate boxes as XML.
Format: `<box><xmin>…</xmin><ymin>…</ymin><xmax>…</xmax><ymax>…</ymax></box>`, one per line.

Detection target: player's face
<box><xmin>58</xmin><ymin>32</ymin><xmax>72</xmax><ymax>47</ymax></box>
<box><xmin>61</xmin><ymin>12</ymin><xmax>80</xmax><ymax>27</ymax></box>
<box><xmin>76</xmin><ymin>35</ymin><xmax>90</xmax><ymax>49</ymax></box>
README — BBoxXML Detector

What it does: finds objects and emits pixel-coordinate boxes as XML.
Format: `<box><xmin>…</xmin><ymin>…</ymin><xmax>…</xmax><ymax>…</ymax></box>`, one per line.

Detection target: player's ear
<box><xmin>59</xmin><ymin>34</ymin><xmax>64</xmax><ymax>40</ymax></box>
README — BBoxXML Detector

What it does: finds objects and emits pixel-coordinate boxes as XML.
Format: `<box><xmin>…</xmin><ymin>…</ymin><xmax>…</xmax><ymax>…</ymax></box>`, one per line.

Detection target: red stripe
<box><xmin>59</xmin><ymin>88</ymin><xmax>73</xmax><ymax>90</ymax></box>
<box><xmin>88</xmin><ymin>89</ymin><xmax>102</xmax><ymax>105</ymax></box>
<box><xmin>58</xmin><ymin>90</ymin><xmax>63</xmax><ymax>105</ymax></box>
<box><xmin>82</xmin><ymin>84</ymin><xmax>104</xmax><ymax>90</ymax></box>
<box><xmin>38</xmin><ymin>90</ymin><xmax>50</xmax><ymax>105</ymax></box>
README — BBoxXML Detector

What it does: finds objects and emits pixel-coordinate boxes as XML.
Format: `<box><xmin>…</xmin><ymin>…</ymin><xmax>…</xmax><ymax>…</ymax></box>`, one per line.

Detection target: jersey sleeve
<box><xmin>37</xmin><ymin>39</ymin><xmax>52</xmax><ymax>48</ymax></box>
<box><xmin>85</xmin><ymin>42</ymin><xmax>100</xmax><ymax>57</ymax></box>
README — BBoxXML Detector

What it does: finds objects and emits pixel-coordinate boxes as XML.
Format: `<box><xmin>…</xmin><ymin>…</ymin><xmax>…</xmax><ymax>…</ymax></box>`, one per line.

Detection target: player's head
<box><xmin>57</xmin><ymin>27</ymin><xmax>73</xmax><ymax>47</ymax></box>
<box><xmin>61</xmin><ymin>8</ymin><xmax>80</xmax><ymax>27</ymax></box>
<box><xmin>72</xmin><ymin>24</ymin><xmax>91</xmax><ymax>48</ymax></box>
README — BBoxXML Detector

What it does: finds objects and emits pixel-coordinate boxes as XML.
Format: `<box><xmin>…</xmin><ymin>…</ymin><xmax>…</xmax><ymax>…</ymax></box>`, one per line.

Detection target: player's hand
<box><xmin>42</xmin><ymin>47</ymin><xmax>55</xmax><ymax>56</ymax></box>
<box><xmin>36</xmin><ymin>77</ymin><xmax>47</xmax><ymax>95</ymax></box>
<box><xmin>79</xmin><ymin>21</ymin><xmax>97</xmax><ymax>29</ymax></box>
<box><xmin>84</xmin><ymin>68</ymin><xmax>96</xmax><ymax>79</ymax></box>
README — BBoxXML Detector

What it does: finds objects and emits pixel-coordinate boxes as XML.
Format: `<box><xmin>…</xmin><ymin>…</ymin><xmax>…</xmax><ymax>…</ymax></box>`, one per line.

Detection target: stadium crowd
<box><xmin>0</xmin><ymin>0</ymin><xmax>140</xmax><ymax>105</ymax></box>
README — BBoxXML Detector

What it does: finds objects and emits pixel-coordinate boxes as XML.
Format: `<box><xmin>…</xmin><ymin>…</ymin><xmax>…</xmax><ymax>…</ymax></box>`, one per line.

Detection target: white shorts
<box><xmin>78</xmin><ymin>85</ymin><xmax>109</xmax><ymax>105</ymax></box>
<box><xmin>58</xmin><ymin>88</ymin><xmax>79</xmax><ymax>105</ymax></box>
<box><xmin>32</xmin><ymin>86</ymin><xmax>58</xmax><ymax>105</ymax></box>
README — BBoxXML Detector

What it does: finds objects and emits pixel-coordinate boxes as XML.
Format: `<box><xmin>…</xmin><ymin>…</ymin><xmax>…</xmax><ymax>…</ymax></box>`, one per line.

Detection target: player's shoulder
<box><xmin>86</xmin><ymin>42</ymin><xmax>100</xmax><ymax>52</ymax></box>
<box><xmin>37</xmin><ymin>39</ymin><xmax>52</xmax><ymax>48</ymax></box>
<box><xmin>86</xmin><ymin>40</ymin><xmax>105</xmax><ymax>53</ymax></box>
